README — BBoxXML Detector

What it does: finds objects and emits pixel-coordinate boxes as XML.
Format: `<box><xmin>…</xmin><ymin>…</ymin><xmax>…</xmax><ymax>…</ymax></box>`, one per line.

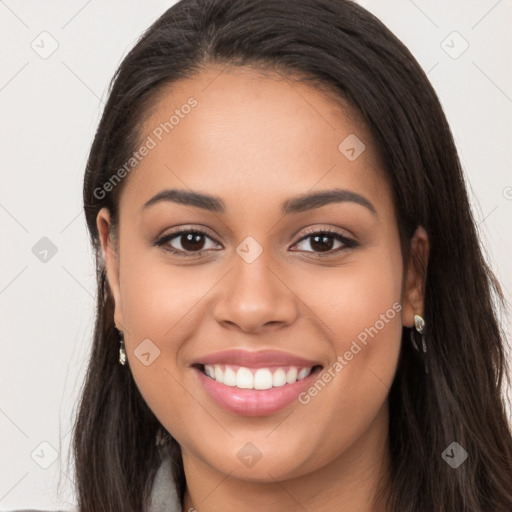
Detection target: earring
<box><xmin>410</xmin><ymin>313</ymin><xmax>428</xmax><ymax>373</ymax></box>
<box><xmin>118</xmin><ymin>330</ymin><xmax>127</xmax><ymax>366</ymax></box>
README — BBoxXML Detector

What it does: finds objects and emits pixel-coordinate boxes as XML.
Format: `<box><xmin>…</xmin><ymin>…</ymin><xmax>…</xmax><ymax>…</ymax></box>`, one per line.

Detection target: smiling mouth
<box><xmin>194</xmin><ymin>363</ymin><xmax>323</xmax><ymax>390</ymax></box>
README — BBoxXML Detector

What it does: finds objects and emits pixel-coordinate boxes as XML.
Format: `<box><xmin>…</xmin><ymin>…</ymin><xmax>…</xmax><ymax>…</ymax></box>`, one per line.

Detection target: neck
<box><xmin>181</xmin><ymin>403</ymin><xmax>392</xmax><ymax>512</ymax></box>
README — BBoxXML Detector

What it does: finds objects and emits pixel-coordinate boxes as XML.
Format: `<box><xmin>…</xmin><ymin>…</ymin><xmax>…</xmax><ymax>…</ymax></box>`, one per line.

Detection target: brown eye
<box><xmin>179</xmin><ymin>232</ymin><xmax>207</xmax><ymax>251</ymax></box>
<box><xmin>155</xmin><ymin>229</ymin><xmax>220</xmax><ymax>255</ymax></box>
<box><xmin>291</xmin><ymin>229</ymin><xmax>357</xmax><ymax>255</ymax></box>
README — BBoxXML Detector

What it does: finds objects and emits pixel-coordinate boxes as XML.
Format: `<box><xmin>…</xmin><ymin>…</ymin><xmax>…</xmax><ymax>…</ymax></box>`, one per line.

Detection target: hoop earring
<box><xmin>118</xmin><ymin>330</ymin><xmax>127</xmax><ymax>366</ymax></box>
<box><xmin>410</xmin><ymin>313</ymin><xmax>428</xmax><ymax>373</ymax></box>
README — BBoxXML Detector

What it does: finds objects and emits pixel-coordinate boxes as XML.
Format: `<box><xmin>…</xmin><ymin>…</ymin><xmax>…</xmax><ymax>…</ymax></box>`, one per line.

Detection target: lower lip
<box><xmin>194</xmin><ymin>366</ymin><xmax>321</xmax><ymax>416</ymax></box>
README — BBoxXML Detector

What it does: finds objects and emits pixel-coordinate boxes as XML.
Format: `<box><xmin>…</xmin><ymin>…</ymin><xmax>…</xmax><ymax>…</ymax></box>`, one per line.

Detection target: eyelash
<box><xmin>153</xmin><ymin>227</ymin><xmax>358</xmax><ymax>257</ymax></box>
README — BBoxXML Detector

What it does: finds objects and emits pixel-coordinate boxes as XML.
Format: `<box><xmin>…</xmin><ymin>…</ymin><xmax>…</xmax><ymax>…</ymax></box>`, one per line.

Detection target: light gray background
<box><xmin>1</xmin><ymin>0</ymin><xmax>511</xmax><ymax>509</ymax></box>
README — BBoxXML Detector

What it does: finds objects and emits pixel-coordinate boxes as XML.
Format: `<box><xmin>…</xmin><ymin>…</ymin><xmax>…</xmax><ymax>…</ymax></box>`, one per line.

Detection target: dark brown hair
<box><xmin>76</xmin><ymin>0</ymin><xmax>512</xmax><ymax>510</ymax></box>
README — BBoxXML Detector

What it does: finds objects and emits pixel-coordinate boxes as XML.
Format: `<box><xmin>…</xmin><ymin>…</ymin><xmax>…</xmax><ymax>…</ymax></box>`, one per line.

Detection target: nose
<box><xmin>211</xmin><ymin>251</ymin><xmax>299</xmax><ymax>334</ymax></box>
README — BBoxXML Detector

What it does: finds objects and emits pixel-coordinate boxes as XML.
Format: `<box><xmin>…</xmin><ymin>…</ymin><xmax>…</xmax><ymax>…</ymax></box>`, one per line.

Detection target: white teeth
<box><xmin>297</xmin><ymin>367</ymin><xmax>312</xmax><ymax>380</ymax></box>
<box><xmin>202</xmin><ymin>364</ymin><xmax>316</xmax><ymax>389</ymax></box>
<box><xmin>236</xmin><ymin>367</ymin><xmax>253</xmax><ymax>389</ymax></box>
<box><xmin>272</xmin><ymin>368</ymin><xmax>287</xmax><ymax>387</ymax></box>
<box><xmin>254</xmin><ymin>369</ymin><xmax>273</xmax><ymax>390</ymax></box>
<box><xmin>286</xmin><ymin>367</ymin><xmax>298</xmax><ymax>384</ymax></box>
<box><xmin>223</xmin><ymin>366</ymin><xmax>237</xmax><ymax>387</ymax></box>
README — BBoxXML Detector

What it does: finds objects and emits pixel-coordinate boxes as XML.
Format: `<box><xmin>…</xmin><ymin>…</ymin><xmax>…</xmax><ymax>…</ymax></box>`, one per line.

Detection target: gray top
<box><xmin>149</xmin><ymin>455</ymin><xmax>181</xmax><ymax>512</ymax></box>
<box><xmin>6</xmin><ymin>455</ymin><xmax>182</xmax><ymax>512</ymax></box>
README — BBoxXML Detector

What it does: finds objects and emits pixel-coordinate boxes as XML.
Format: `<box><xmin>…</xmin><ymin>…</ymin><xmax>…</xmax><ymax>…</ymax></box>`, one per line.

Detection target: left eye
<box><xmin>291</xmin><ymin>230</ymin><xmax>357</xmax><ymax>254</ymax></box>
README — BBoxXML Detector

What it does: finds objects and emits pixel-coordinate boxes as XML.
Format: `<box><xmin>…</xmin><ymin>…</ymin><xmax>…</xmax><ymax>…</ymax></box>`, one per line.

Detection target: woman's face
<box><xmin>97</xmin><ymin>66</ymin><xmax>424</xmax><ymax>483</ymax></box>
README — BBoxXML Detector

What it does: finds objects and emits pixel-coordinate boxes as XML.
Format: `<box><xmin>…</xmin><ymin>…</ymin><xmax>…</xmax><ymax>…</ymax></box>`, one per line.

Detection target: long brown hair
<box><xmin>76</xmin><ymin>0</ymin><xmax>512</xmax><ymax>510</ymax></box>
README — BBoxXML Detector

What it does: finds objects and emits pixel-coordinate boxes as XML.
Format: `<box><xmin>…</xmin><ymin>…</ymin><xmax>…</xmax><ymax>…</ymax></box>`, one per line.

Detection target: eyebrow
<box><xmin>141</xmin><ymin>187</ymin><xmax>377</xmax><ymax>216</ymax></box>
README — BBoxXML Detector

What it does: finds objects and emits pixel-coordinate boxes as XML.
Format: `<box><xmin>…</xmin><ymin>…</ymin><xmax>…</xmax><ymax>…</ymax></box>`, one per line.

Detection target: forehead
<box><xmin>120</xmin><ymin>65</ymin><xmax>391</xmax><ymax>217</ymax></box>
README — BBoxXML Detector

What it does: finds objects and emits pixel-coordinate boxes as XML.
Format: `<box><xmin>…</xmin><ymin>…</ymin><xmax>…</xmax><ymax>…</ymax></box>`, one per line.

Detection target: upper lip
<box><xmin>192</xmin><ymin>349</ymin><xmax>323</xmax><ymax>368</ymax></box>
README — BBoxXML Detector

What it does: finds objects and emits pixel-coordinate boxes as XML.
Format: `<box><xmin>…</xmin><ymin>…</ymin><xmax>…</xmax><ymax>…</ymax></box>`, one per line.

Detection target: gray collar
<box><xmin>149</xmin><ymin>455</ymin><xmax>182</xmax><ymax>512</ymax></box>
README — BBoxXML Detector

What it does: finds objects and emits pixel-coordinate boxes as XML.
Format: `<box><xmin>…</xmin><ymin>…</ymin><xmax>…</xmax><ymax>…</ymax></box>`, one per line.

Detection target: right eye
<box><xmin>154</xmin><ymin>229</ymin><xmax>222</xmax><ymax>256</ymax></box>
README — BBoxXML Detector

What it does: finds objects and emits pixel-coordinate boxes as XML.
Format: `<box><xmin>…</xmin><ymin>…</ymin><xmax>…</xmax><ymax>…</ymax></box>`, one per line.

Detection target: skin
<box><xmin>97</xmin><ymin>65</ymin><xmax>429</xmax><ymax>512</ymax></box>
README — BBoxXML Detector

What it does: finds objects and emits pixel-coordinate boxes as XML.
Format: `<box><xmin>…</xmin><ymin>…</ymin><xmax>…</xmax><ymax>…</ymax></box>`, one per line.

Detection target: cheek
<box><xmin>118</xmin><ymin>238</ymin><xmax>214</xmax><ymax>341</ymax></box>
<box><xmin>114</xmin><ymin>240</ymin><xmax>210</xmax><ymax>423</ymax></box>
<box><xmin>299</xmin><ymin>242</ymin><xmax>403</xmax><ymax>354</ymax></box>
<box><xmin>293</xmin><ymin>243</ymin><xmax>404</xmax><ymax>439</ymax></box>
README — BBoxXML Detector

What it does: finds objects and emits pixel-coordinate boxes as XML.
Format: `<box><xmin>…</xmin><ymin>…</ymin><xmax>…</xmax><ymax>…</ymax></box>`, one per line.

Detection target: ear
<box><xmin>402</xmin><ymin>225</ymin><xmax>429</xmax><ymax>328</ymax></box>
<box><xmin>96</xmin><ymin>207</ymin><xmax>125</xmax><ymax>331</ymax></box>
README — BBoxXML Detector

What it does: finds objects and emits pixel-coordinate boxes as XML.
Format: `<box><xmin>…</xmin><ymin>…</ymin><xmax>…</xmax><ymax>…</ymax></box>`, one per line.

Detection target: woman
<box><xmin>16</xmin><ymin>0</ymin><xmax>512</xmax><ymax>510</ymax></box>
